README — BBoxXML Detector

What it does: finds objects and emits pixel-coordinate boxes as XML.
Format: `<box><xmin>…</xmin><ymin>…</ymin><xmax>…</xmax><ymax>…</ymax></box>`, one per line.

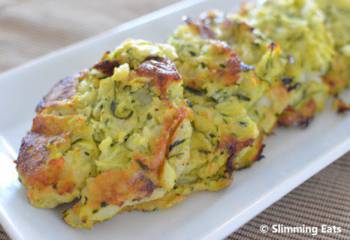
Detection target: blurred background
<box><xmin>0</xmin><ymin>0</ymin><xmax>178</xmax><ymax>72</ymax></box>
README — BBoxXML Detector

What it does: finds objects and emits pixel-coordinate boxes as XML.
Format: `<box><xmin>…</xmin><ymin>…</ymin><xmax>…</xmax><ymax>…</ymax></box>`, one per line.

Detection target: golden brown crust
<box><xmin>322</xmin><ymin>56</ymin><xmax>350</xmax><ymax>95</ymax></box>
<box><xmin>334</xmin><ymin>98</ymin><xmax>350</xmax><ymax>114</ymax></box>
<box><xmin>93</xmin><ymin>60</ymin><xmax>120</xmax><ymax>77</ymax></box>
<box><xmin>150</xmin><ymin>106</ymin><xmax>190</xmax><ymax>170</ymax></box>
<box><xmin>16</xmin><ymin>131</ymin><xmax>75</xmax><ymax>193</ymax></box>
<box><xmin>17</xmin><ymin>109</ymin><xmax>92</xmax><ymax>206</ymax></box>
<box><xmin>251</xmin><ymin>135</ymin><xmax>266</xmax><ymax>163</ymax></box>
<box><xmin>81</xmin><ymin>167</ymin><xmax>155</xmax><ymax>209</ymax></box>
<box><xmin>183</xmin><ymin>16</ymin><xmax>216</xmax><ymax>39</ymax></box>
<box><xmin>136</xmin><ymin>58</ymin><xmax>181</xmax><ymax>98</ymax></box>
<box><xmin>219</xmin><ymin>136</ymin><xmax>254</xmax><ymax>174</ymax></box>
<box><xmin>278</xmin><ymin>100</ymin><xmax>317</xmax><ymax>128</ymax></box>
<box><xmin>221</xmin><ymin>52</ymin><xmax>247</xmax><ymax>85</ymax></box>
<box><xmin>31</xmin><ymin>114</ymin><xmax>86</xmax><ymax>136</ymax></box>
<box><xmin>36</xmin><ymin>76</ymin><xmax>78</xmax><ymax>113</ymax></box>
<box><xmin>17</xmin><ymin>114</ymin><xmax>73</xmax><ymax>186</ymax></box>
<box><xmin>17</xmin><ymin>132</ymin><xmax>51</xmax><ymax>182</ymax></box>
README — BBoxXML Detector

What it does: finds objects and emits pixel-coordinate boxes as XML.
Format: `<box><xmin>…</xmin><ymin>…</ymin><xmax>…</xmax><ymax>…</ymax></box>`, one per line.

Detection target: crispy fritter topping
<box><xmin>219</xmin><ymin>137</ymin><xmax>254</xmax><ymax>175</ymax></box>
<box><xmin>136</xmin><ymin>58</ymin><xmax>181</xmax><ymax>98</ymax></box>
<box><xmin>93</xmin><ymin>60</ymin><xmax>120</xmax><ymax>76</ymax></box>
<box><xmin>334</xmin><ymin>98</ymin><xmax>350</xmax><ymax>114</ymax></box>
<box><xmin>36</xmin><ymin>76</ymin><xmax>78</xmax><ymax>112</ymax></box>
<box><xmin>278</xmin><ymin>100</ymin><xmax>317</xmax><ymax>128</ymax></box>
<box><xmin>183</xmin><ymin>16</ymin><xmax>216</xmax><ymax>39</ymax></box>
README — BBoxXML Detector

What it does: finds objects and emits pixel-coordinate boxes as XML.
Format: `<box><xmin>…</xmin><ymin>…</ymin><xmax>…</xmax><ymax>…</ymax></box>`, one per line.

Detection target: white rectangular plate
<box><xmin>1</xmin><ymin>0</ymin><xmax>350</xmax><ymax>239</ymax></box>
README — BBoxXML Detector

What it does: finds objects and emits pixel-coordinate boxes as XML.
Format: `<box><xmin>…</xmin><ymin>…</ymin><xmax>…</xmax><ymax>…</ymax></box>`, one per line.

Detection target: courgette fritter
<box><xmin>238</xmin><ymin>0</ymin><xmax>334</xmax><ymax>127</ymax></box>
<box><xmin>171</xmin><ymin>16</ymin><xmax>288</xmax><ymax>167</ymax></box>
<box><xmin>64</xmin><ymin>40</ymin><xmax>194</xmax><ymax>228</ymax></box>
<box><xmin>128</xmin><ymin>21</ymin><xmax>260</xmax><ymax>211</ymax></box>
<box><xmin>17</xmin><ymin>40</ymin><xmax>193</xmax><ymax>228</ymax></box>
<box><xmin>170</xmin><ymin>20</ymin><xmax>263</xmax><ymax>170</ymax></box>
<box><xmin>316</xmin><ymin>0</ymin><xmax>350</xmax><ymax>95</ymax></box>
<box><xmin>197</xmin><ymin>10</ymin><xmax>290</xmax><ymax>134</ymax></box>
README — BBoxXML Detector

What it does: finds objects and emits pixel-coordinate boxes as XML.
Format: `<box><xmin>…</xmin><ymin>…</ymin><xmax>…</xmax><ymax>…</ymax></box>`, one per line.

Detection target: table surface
<box><xmin>1</xmin><ymin>0</ymin><xmax>350</xmax><ymax>239</ymax></box>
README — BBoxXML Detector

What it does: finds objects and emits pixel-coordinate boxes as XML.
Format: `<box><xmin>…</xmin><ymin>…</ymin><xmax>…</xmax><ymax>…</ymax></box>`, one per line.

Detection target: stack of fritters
<box><xmin>130</xmin><ymin>20</ymin><xmax>261</xmax><ymax>211</ymax></box>
<box><xmin>16</xmin><ymin>0</ymin><xmax>350</xmax><ymax>228</ymax></box>
<box><xmin>316</xmin><ymin>0</ymin><xmax>350</xmax><ymax>95</ymax></box>
<box><xmin>241</xmin><ymin>0</ymin><xmax>334</xmax><ymax>127</ymax></box>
